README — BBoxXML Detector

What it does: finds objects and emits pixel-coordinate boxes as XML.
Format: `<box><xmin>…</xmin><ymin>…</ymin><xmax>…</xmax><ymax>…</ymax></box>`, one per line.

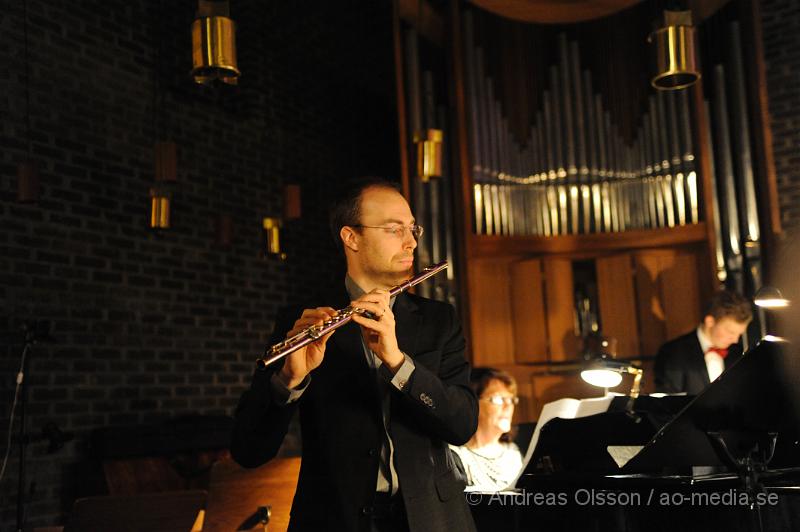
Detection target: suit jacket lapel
<box><xmin>326</xmin><ymin>287</ymin><xmax>368</xmax><ymax>373</ymax></box>
<box><xmin>690</xmin><ymin>334</ymin><xmax>711</xmax><ymax>386</ymax></box>
<box><xmin>393</xmin><ymin>293</ymin><xmax>421</xmax><ymax>356</ymax></box>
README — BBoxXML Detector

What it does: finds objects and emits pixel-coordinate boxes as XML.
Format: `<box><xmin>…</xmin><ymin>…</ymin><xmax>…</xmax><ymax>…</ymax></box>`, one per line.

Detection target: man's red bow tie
<box><xmin>706</xmin><ymin>347</ymin><xmax>729</xmax><ymax>359</ymax></box>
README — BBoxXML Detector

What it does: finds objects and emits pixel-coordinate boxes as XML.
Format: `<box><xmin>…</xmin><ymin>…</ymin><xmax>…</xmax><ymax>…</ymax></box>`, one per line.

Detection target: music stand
<box><xmin>524</xmin><ymin>411</ymin><xmax>658</xmax><ymax>475</ymax></box>
<box><xmin>518</xmin><ymin>396</ymin><xmax>691</xmax><ymax>477</ymax></box>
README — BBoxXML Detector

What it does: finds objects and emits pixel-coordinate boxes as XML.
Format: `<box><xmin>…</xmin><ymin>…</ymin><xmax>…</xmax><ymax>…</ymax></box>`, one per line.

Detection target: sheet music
<box><xmin>511</xmin><ymin>395</ymin><xmax>614</xmax><ymax>487</ymax></box>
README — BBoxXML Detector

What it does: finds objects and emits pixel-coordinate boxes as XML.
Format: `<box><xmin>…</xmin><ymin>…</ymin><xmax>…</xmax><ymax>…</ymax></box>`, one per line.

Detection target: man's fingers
<box><xmin>287</xmin><ymin>307</ymin><xmax>339</xmax><ymax>338</ymax></box>
<box><xmin>352</xmin><ymin>300</ymin><xmax>391</xmax><ymax>321</ymax></box>
<box><xmin>352</xmin><ymin>312</ymin><xmax>391</xmax><ymax>331</ymax></box>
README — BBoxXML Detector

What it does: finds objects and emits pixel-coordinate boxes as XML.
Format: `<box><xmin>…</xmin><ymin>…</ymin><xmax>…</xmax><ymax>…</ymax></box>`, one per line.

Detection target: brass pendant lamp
<box><xmin>414</xmin><ymin>128</ymin><xmax>444</xmax><ymax>182</ymax></box>
<box><xmin>648</xmin><ymin>10</ymin><xmax>700</xmax><ymax>90</ymax></box>
<box><xmin>191</xmin><ymin>0</ymin><xmax>240</xmax><ymax>85</ymax></box>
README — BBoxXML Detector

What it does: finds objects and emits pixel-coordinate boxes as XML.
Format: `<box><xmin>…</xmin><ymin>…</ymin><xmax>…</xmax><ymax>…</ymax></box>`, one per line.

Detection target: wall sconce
<box><xmin>149</xmin><ymin>188</ymin><xmax>172</xmax><ymax>229</ymax></box>
<box><xmin>215</xmin><ymin>213</ymin><xmax>233</xmax><ymax>248</ymax></box>
<box><xmin>262</xmin><ymin>217</ymin><xmax>286</xmax><ymax>260</ymax></box>
<box><xmin>414</xmin><ymin>128</ymin><xmax>443</xmax><ymax>182</ymax></box>
<box><xmin>648</xmin><ymin>10</ymin><xmax>700</xmax><ymax>90</ymax></box>
<box><xmin>191</xmin><ymin>0</ymin><xmax>240</xmax><ymax>85</ymax></box>
<box><xmin>154</xmin><ymin>141</ymin><xmax>177</xmax><ymax>182</ymax></box>
<box><xmin>283</xmin><ymin>184</ymin><xmax>301</xmax><ymax>220</ymax></box>
<box><xmin>17</xmin><ymin>162</ymin><xmax>40</xmax><ymax>203</ymax></box>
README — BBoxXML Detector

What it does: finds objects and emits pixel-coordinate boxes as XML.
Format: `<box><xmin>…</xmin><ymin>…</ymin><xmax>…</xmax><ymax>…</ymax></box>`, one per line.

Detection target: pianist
<box><xmin>654</xmin><ymin>290</ymin><xmax>752</xmax><ymax>395</ymax></box>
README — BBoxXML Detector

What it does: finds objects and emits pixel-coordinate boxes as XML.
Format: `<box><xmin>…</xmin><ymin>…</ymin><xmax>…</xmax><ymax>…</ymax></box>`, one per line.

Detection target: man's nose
<box><xmin>403</xmin><ymin>228</ymin><xmax>417</xmax><ymax>249</ymax></box>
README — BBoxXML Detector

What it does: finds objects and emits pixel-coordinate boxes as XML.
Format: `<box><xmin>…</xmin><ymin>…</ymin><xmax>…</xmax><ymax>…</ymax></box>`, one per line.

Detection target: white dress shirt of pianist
<box><xmin>697</xmin><ymin>324</ymin><xmax>726</xmax><ymax>383</ymax></box>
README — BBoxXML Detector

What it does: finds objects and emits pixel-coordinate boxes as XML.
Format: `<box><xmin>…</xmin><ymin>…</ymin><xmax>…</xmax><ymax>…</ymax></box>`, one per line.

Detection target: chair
<box><xmin>203</xmin><ymin>457</ymin><xmax>301</xmax><ymax>532</ymax></box>
<box><xmin>63</xmin><ymin>490</ymin><xmax>207</xmax><ymax>532</ymax></box>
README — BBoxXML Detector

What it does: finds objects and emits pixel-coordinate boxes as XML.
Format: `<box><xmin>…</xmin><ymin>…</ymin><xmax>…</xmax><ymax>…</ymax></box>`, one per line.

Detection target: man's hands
<box><xmin>350</xmin><ymin>289</ymin><xmax>405</xmax><ymax>373</ymax></box>
<box><xmin>278</xmin><ymin>307</ymin><xmax>337</xmax><ymax>389</ymax></box>
<box><xmin>277</xmin><ymin>290</ymin><xmax>404</xmax><ymax>389</ymax></box>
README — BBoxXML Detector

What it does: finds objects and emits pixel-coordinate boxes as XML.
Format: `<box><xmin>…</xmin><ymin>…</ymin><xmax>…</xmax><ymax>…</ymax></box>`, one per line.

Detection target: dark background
<box><xmin>0</xmin><ymin>0</ymin><xmax>797</xmax><ymax>527</ymax></box>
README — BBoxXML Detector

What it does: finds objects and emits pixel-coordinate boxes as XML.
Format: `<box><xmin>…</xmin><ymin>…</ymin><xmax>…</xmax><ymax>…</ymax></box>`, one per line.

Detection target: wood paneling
<box><xmin>634</xmin><ymin>249</ymin><xmax>702</xmax><ymax>356</ymax></box>
<box><xmin>634</xmin><ymin>253</ymin><xmax>668</xmax><ymax>357</ymax></box>
<box><xmin>543</xmin><ymin>258</ymin><xmax>578</xmax><ymax>361</ymax></box>
<box><xmin>392</xmin><ymin>0</ymin><xmax>410</xmax><ymax>197</ymax></box>
<box><xmin>661</xmin><ymin>253</ymin><xmax>702</xmax><ymax>338</ymax></box>
<box><xmin>470</xmin><ymin>223</ymin><xmax>708</xmax><ymax>258</ymax></box>
<box><xmin>596</xmin><ymin>254</ymin><xmax>639</xmax><ymax>357</ymax></box>
<box><xmin>467</xmin><ymin>0</ymin><xmax>639</xmax><ymax>24</ymax></box>
<box><xmin>449</xmin><ymin>0</ymin><xmax>476</xmax><ymax>347</ymax></box>
<box><xmin>510</xmin><ymin>259</ymin><xmax>547</xmax><ymax>363</ymax></box>
<box><xmin>467</xmin><ymin>258</ymin><xmax>515</xmax><ymax>365</ymax></box>
<box><xmin>743</xmin><ymin>0</ymin><xmax>782</xmax><ymax>262</ymax></box>
<box><xmin>398</xmin><ymin>0</ymin><xmax>443</xmax><ymax>45</ymax></box>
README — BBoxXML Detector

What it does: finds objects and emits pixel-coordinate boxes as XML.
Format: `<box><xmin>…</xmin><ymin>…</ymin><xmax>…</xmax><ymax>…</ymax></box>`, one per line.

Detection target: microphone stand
<box><xmin>15</xmin><ymin>323</ymin><xmax>41</xmax><ymax>532</ymax></box>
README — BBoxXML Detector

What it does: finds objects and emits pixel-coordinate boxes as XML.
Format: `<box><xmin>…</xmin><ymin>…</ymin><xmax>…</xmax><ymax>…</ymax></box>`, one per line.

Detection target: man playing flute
<box><xmin>232</xmin><ymin>177</ymin><xmax>478</xmax><ymax>532</ymax></box>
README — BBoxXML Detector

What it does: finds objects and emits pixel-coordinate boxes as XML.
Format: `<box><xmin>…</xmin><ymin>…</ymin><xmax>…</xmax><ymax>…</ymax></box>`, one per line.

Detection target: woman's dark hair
<box><xmin>328</xmin><ymin>177</ymin><xmax>402</xmax><ymax>251</ymax></box>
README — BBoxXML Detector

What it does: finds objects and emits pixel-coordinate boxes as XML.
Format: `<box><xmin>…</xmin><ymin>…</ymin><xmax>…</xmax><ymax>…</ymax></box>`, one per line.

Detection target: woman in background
<box><xmin>450</xmin><ymin>367</ymin><xmax>523</xmax><ymax>492</ymax></box>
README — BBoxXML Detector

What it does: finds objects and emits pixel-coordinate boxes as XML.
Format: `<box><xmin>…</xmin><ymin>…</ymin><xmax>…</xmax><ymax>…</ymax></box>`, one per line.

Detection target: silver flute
<box><xmin>256</xmin><ymin>261</ymin><xmax>449</xmax><ymax>370</ymax></box>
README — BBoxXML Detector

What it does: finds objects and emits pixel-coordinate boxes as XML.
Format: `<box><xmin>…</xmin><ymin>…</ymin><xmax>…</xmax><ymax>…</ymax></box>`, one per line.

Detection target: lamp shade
<box><xmin>648</xmin><ymin>10</ymin><xmax>700</xmax><ymax>90</ymax></box>
<box><xmin>754</xmin><ymin>286</ymin><xmax>789</xmax><ymax>309</ymax></box>
<box><xmin>414</xmin><ymin>129</ymin><xmax>443</xmax><ymax>182</ymax></box>
<box><xmin>580</xmin><ymin>369</ymin><xmax>623</xmax><ymax>388</ymax></box>
<box><xmin>191</xmin><ymin>2</ymin><xmax>240</xmax><ymax>85</ymax></box>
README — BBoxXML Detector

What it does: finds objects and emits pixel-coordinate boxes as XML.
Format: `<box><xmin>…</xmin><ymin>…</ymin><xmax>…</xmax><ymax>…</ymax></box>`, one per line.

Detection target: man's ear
<box><xmin>703</xmin><ymin>315</ymin><xmax>716</xmax><ymax>331</ymax></box>
<box><xmin>340</xmin><ymin>226</ymin><xmax>359</xmax><ymax>252</ymax></box>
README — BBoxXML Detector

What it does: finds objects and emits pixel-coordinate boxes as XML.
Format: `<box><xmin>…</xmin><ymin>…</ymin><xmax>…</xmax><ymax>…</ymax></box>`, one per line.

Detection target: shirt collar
<box><xmin>696</xmin><ymin>325</ymin><xmax>713</xmax><ymax>354</ymax></box>
<box><xmin>344</xmin><ymin>274</ymin><xmax>397</xmax><ymax>309</ymax></box>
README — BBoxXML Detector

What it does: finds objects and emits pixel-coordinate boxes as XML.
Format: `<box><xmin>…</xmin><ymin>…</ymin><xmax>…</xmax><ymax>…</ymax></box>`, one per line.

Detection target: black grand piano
<box><xmin>470</xmin><ymin>340</ymin><xmax>800</xmax><ymax>532</ymax></box>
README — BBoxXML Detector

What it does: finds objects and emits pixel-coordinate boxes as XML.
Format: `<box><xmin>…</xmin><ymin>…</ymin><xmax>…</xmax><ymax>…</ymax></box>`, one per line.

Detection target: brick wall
<box><xmin>762</xmin><ymin>0</ymin><xmax>800</xmax><ymax>229</ymax></box>
<box><xmin>0</xmin><ymin>0</ymin><xmax>396</xmax><ymax>526</ymax></box>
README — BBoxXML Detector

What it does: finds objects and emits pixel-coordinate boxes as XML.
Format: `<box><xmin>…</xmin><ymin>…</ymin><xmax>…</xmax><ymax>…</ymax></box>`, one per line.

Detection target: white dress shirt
<box><xmin>696</xmin><ymin>326</ymin><xmax>725</xmax><ymax>383</ymax></box>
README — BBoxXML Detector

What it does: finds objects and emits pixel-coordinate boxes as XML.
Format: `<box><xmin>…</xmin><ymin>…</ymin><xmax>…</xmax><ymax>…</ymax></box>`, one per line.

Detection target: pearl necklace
<box><xmin>464</xmin><ymin>445</ymin><xmax>510</xmax><ymax>487</ymax></box>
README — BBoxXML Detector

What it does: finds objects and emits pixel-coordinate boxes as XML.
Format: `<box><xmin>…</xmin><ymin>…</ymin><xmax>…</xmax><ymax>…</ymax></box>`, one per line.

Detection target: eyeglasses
<box><xmin>352</xmin><ymin>224</ymin><xmax>424</xmax><ymax>240</ymax></box>
<box><xmin>481</xmin><ymin>395</ymin><xmax>519</xmax><ymax>406</ymax></box>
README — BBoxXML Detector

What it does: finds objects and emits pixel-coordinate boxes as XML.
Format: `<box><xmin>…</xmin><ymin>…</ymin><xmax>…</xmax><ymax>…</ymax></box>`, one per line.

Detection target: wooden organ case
<box><xmin>392</xmin><ymin>0</ymin><xmax>781</xmax><ymax>425</ymax></box>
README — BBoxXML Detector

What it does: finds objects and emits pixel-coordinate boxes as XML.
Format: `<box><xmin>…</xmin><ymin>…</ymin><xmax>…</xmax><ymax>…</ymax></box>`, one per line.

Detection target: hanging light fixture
<box><xmin>413</xmin><ymin>128</ymin><xmax>443</xmax><ymax>182</ymax></box>
<box><xmin>648</xmin><ymin>10</ymin><xmax>700</xmax><ymax>90</ymax></box>
<box><xmin>191</xmin><ymin>0</ymin><xmax>240</xmax><ymax>85</ymax></box>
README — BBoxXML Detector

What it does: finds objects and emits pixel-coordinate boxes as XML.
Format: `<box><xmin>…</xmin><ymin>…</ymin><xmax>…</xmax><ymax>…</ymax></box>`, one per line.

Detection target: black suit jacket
<box><xmin>231</xmin><ymin>287</ymin><xmax>478</xmax><ymax>532</ymax></box>
<box><xmin>654</xmin><ymin>330</ymin><xmax>743</xmax><ymax>395</ymax></box>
